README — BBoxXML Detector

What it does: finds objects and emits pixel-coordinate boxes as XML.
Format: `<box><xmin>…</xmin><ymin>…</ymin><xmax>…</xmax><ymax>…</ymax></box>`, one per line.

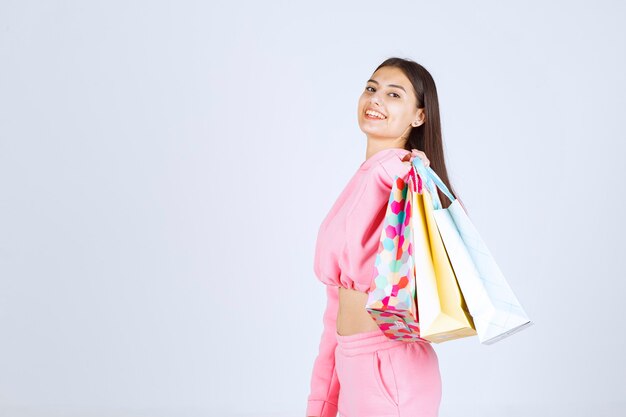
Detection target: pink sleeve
<box><xmin>338</xmin><ymin>161</ymin><xmax>410</xmax><ymax>293</ymax></box>
<box><xmin>306</xmin><ymin>285</ymin><xmax>340</xmax><ymax>417</ymax></box>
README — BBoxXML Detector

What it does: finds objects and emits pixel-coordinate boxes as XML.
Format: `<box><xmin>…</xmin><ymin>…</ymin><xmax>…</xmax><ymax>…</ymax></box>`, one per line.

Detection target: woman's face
<box><xmin>357</xmin><ymin>66</ymin><xmax>424</xmax><ymax>143</ymax></box>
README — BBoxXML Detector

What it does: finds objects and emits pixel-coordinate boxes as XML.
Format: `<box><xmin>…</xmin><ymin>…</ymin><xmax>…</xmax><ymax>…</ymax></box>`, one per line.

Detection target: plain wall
<box><xmin>0</xmin><ymin>0</ymin><xmax>624</xmax><ymax>416</ymax></box>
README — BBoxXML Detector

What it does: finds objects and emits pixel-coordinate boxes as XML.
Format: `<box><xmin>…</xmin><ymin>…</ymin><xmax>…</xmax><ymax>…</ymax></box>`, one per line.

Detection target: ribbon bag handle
<box><xmin>406</xmin><ymin>162</ymin><xmax>423</xmax><ymax>194</ymax></box>
<box><xmin>411</xmin><ymin>156</ymin><xmax>456</xmax><ymax>210</ymax></box>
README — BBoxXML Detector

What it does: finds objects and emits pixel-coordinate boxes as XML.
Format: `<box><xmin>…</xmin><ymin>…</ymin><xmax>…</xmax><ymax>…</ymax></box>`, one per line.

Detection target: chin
<box><xmin>359</xmin><ymin>124</ymin><xmax>386</xmax><ymax>136</ymax></box>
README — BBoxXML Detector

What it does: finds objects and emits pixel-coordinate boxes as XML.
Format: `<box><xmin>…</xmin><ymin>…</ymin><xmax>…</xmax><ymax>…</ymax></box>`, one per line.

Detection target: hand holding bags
<box><xmin>411</xmin><ymin>157</ymin><xmax>533</xmax><ymax>344</ymax></box>
<box><xmin>365</xmin><ymin>161</ymin><xmax>476</xmax><ymax>344</ymax></box>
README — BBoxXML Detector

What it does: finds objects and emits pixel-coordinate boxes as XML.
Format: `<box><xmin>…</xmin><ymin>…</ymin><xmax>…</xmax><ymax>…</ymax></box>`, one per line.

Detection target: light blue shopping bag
<box><xmin>411</xmin><ymin>157</ymin><xmax>533</xmax><ymax>344</ymax></box>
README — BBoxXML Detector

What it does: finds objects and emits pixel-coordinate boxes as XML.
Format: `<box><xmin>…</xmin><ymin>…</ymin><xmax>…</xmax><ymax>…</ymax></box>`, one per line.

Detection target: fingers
<box><xmin>410</xmin><ymin>148</ymin><xmax>430</xmax><ymax>167</ymax></box>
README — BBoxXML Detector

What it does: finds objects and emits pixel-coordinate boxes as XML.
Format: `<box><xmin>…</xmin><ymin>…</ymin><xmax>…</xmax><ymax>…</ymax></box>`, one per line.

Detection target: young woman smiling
<box><xmin>306</xmin><ymin>57</ymin><xmax>460</xmax><ymax>417</ymax></box>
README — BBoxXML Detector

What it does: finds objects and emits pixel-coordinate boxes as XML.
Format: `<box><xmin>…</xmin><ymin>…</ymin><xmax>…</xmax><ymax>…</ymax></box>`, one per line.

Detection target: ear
<box><xmin>412</xmin><ymin>109</ymin><xmax>426</xmax><ymax>127</ymax></box>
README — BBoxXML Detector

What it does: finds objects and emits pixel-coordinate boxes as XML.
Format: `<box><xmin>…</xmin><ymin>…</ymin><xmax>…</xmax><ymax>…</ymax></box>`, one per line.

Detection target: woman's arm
<box><xmin>306</xmin><ymin>285</ymin><xmax>340</xmax><ymax>417</ymax></box>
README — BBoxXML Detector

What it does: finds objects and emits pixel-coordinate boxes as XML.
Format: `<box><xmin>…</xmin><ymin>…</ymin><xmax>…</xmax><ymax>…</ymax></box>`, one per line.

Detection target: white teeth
<box><xmin>366</xmin><ymin>110</ymin><xmax>386</xmax><ymax>119</ymax></box>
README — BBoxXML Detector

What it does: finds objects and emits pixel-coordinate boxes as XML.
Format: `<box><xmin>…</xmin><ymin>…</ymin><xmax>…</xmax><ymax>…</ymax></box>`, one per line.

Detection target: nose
<box><xmin>370</xmin><ymin>94</ymin><xmax>382</xmax><ymax>107</ymax></box>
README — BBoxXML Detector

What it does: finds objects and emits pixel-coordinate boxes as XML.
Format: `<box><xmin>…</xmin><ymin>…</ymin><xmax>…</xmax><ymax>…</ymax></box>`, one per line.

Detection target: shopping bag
<box><xmin>412</xmin><ymin>157</ymin><xmax>533</xmax><ymax>344</ymax></box>
<box><xmin>410</xmin><ymin>173</ymin><xmax>477</xmax><ymax>344</ymax></box>
<box><xmin>365</xmin><ymin>169</ymin><xmax>424</xmax><ymax>342</ymax></box>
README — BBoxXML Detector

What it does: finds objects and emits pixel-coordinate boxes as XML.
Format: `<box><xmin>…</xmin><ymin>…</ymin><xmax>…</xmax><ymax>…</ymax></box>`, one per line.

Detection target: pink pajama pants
<box><xmin>334</xmin><ymin>328</ymin><xmax>442</xmax><ymax>417</ymax></box>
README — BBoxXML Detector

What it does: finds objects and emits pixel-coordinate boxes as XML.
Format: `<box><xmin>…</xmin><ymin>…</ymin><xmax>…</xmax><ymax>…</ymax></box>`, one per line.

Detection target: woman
<box><xmin>306</xmin><ymin>57</ymin><xmax>460</xmax><ymax>417</ymax></box>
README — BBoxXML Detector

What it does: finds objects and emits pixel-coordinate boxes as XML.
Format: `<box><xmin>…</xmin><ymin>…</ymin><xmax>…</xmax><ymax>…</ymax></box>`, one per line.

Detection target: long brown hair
<box><xmin>373</xmin><ymin>57</ymin><xmax>460</xmax><ymax>210</ymax></box>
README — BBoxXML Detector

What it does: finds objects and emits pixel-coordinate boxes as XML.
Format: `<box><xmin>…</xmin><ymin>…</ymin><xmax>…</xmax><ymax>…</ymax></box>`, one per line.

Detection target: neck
<box><xmin>365</xmin><ymin>136</ymin><xmax>407</xmax><ymax>160</ymax></box>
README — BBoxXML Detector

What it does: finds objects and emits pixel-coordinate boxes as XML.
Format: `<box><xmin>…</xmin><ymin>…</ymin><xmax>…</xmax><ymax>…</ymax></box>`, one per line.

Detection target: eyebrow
<box><xmin>367</xmin><ymin>79</ymin><xmax>406</xmax><ymax>92</ymax></box>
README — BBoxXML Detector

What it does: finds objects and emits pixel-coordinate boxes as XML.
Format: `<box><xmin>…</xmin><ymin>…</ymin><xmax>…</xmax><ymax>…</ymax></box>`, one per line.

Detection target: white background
<box><xmin>1</xmin><ymin>1</ymin><xmax>625</xmax><ymax>416</ymax></box>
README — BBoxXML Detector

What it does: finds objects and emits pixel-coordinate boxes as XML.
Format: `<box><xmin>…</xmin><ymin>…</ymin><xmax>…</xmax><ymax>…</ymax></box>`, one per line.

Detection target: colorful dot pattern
<box><xmin>365</xmin><ymin>171</ymin><xmax>428</xmax><ymax>343</ymax></box>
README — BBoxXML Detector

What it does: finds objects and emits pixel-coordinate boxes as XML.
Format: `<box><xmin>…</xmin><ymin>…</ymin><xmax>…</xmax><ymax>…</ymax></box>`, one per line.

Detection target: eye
<box><xmin>365</xmin><ymin>86</ymin><xmax>400</xmax><ymax>98</ymax></box>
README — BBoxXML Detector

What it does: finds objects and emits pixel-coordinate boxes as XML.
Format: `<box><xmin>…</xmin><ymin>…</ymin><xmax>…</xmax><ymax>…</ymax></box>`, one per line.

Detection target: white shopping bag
<box><xmin>412</xmin><ymin>157</ymin><xmax>533</xmax><ymax>345</ymax></box>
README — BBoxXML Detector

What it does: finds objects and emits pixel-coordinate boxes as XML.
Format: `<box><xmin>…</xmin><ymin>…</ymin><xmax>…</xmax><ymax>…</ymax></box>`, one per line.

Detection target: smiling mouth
<box><xmin>365</xmin><ymin>109</ymin><xmax>386</xmax><ymax>120</ymax></box>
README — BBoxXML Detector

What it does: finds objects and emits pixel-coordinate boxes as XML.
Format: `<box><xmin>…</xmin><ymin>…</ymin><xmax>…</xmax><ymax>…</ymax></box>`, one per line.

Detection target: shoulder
<box><xmin>374</xmin><ymin>148</ymin><xmax>412</xmax><ymax>188</ymax></box>
<box><xmin>344</xmin><ymin>148</ymin><xmax>411</xmax><ymax>214</ymax></box>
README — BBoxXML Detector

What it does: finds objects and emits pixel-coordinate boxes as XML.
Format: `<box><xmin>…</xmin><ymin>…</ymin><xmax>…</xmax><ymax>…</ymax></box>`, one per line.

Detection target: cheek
<box><xmin>389</xmin><ymin>106</ymin><xmax>411</xmax><ymax>123</ymax></box>
<box><xmin>386</xmin><ymin>109</ymin><xmax>412</xmax><ymax>132</ymax></box>
<box><xmin>357</xmin><ymin>96</ymin><xmax>367</xmax><ymax>110</ymax></box>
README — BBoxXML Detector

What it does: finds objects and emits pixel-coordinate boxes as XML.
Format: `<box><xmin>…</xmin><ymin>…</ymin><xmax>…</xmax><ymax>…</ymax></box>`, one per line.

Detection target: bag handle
<box><xmin>411</xmin><ymin>157</ymin><xmax>456</xmax><ymax>209</ymax></box>
<box><xmin>407</xmin><ymin>162</ymin><xmax>423</xmax><ymax>194</ymax></box>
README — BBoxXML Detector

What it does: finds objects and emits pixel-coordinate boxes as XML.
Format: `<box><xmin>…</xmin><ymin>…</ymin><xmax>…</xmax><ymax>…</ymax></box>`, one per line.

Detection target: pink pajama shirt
<box><xmin>306</xmin><ymin>147</ymin><xmax>442</xmax><ymax>417</ymax></box>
